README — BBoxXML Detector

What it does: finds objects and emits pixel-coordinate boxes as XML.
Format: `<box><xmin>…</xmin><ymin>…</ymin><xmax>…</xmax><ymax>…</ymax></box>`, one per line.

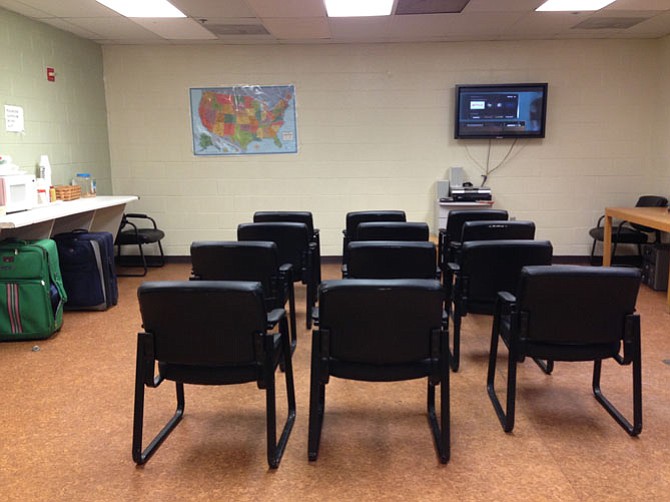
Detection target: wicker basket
<box><xmin>55</xmin><ymin>185</ymin><xmax>81</xmax><ymax>201</ymax></box>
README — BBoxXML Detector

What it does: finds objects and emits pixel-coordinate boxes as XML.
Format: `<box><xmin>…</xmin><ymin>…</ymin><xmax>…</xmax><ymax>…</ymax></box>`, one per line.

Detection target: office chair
<box><xmin>445</xmin><ymin>240</ymin><xmax>553</xmax><ymax>372</ymax></box>
<box><xmin>133</xmin><ymin>281</ymin><xmax>296</xmax><ymax>468</ymax></box>
<box><xmin>448</xmin><ymin>220</ymin><xmax>536</xmax><ymax>263</ymax></box>
<box><xmin>115</xmin><ymin>213</ymin><xmax>165</xmax><ymax>277</ymax></box>
<box><xmin>438</xmin><ymin>209</ymin><xmax>508</xmax><ymax>271</ymax></box>
<box><xmin>309</xmin><ymin>279</ymin><xmax>450</xmax><ymax>463</ymax></box>
<box><xmin>238</xmin><ymin>221</ymin><xmax>318</xmax><ymax>328</ymax></box>
<box><xmin>345</xmin><ymin>241</ymin><xmax>439</xmax><ymax>280</ymax></box>
<box><xmin>190</xmin><ymin>240</ymin><xmax>297</xmax><ymax>350</ymax></box>
<box><xmin>589</xmin><ymin>195</ymin><xmax>668</xmax><ymax>265</ymax></box>
<box><xmin>342</xmin><ymin>221</ymin><xmax>430</xmax><ymax>276</ymax></box>
<box><xmin>342</xmin><ymin>210</ymin><xmax>407</xmax><ymax>261</ymax></box>
<box><xmin>487</xmin><ymin>265</ymin><xmax>642</xmax><ymax>436</ymax></box>
<box><xmin>253</xmin><ymin>211</ymin><xmax>322</xmax><ymax>283</ymax></box>
<box><xmin>355</xmin><ymin>221</ymin><xmax>430</xmax><ymax>241</ymax></box>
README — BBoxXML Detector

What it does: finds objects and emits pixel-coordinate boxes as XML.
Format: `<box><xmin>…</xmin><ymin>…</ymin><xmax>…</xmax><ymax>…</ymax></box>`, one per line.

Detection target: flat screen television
<box><xmin>454</xmin><ymin>83</ymin><xmax>548</xmax><ymax>139</ymax></box>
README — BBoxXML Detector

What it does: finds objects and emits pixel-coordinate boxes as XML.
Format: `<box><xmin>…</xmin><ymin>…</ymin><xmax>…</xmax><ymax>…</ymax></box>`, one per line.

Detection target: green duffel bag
<box><xmin>0</xmin><ymin>238</ymin><xmax>67</xmax><ymax>341</ymax></box>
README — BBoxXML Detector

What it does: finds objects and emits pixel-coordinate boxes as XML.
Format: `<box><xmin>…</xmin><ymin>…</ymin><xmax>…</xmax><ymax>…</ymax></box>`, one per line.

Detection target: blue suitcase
<box><xmin>54</xmin><ymin>230</ymin><xmax>118</xmax><ymax>310</ymax></box>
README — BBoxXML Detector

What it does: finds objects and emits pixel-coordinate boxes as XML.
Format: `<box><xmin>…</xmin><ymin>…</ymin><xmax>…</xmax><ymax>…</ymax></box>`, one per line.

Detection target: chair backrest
<box><xmin>516</xmin><ymin>265</ymin><xmax>640</xmax><ymax>345</ymax></box>
<box><xmin>190</xmin><ymin>241</ymin><xmax>279</xmax><ymax>293</ymax></box>
<box><xmin>355</xmin><ymin>221</ymin><xmax>429</xmax><ymax>242</ymax></box>
<box><xmin>460</xmin><ymin>220</ymin><xmax>535</xmax><ymax>242</ymax></box>
<box><xmin>138</xmin><ymin>281</ymin><xmax>267</xmax><ymax>366</ymax></box>
<box><xmin>238</xmin><ymin>222</ymin><xmax>310</xmax><ymax>276</ymax></box>
<box><xmin>253</xmin><ymin>211</ymin><xmax>315</xmax><ymax>236</ymax></box>
<box><xmin>347</xmin><ymin>241</ymin><xmax>437</xmax><ymax>279</ymax></box>
<box><xmin>444</xmin><ymin>209</ymin><xmax>509</xmax><ymax>243</ymax></box>
<box><xmin>631</xmin><ymin>195</ymin><xmax>669</xmax><ymax>233</ymax></box>
<box><xmin>317</xmin><ymin>279</ymin><xmax>444</xmax><ymax>365</ymax></box>
<box><xmin>458</xmin><ymin>240</ymin><xmax>553</xmax><ymax>313</ymax></box>
<box><xmin>344</xmin><ymin>210</ymin><xmax>407</xmax><ymax>238</ymax></box>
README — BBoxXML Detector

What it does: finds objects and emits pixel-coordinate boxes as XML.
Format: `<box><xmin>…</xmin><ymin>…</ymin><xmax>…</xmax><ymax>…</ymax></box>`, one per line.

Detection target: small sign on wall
<box><xmin>4</xmin><ymin>105</ymin><xmax>24</xmax><ymax>132</ymax></box>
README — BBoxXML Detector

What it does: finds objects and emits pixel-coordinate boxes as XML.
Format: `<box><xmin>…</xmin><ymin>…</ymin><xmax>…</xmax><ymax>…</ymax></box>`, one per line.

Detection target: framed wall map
<box><xmin>190</xmin><ymin>85</ymin><xmax>297</xmax><ymax>156</ymax></box>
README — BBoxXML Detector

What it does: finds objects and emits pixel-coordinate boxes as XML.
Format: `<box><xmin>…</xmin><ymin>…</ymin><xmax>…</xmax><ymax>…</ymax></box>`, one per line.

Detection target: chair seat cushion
<box><xmin>521</xmin><ymin>340</ymin><xmax>621</xmax><ymax>362</ymax></box>
<box><xmin>330</xmin><ymin>358</ymin><xmax>433</xmax><ymax>382</ymax></box>
<box><xmin>117</xmin><ymin>228</ymin><xmax>165</xmax><ymax>245</ymax></box>
<box><xmin>589</xmin><ymin>227</ymin><xmax>648</xmax><ymax>244</ymax></box>
<box><xmin>159</xmin><ymin>362</ymin><xmax>258</xmax><ymax>385</ymax></box>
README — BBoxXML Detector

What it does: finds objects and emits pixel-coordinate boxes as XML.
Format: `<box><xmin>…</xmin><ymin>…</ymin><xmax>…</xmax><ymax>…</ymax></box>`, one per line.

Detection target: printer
<box><xmin>450</xmin><ymin>185</ymin><xmax>492</xmax><ymax>202</ymax></box>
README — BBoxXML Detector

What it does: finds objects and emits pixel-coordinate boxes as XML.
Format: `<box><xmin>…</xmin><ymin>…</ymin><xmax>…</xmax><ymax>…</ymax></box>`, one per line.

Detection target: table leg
<box><xmin>603</xmin><ymin>215</ymin><xmax>613</xmax><ymax>267</ymax></box>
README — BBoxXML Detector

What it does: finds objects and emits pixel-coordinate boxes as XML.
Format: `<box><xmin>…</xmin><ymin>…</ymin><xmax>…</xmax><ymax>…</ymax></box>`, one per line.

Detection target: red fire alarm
<box><xmin>46</xmin><ymin>67</ymin><xmax>55</xmax><ymax>82</ymax></box>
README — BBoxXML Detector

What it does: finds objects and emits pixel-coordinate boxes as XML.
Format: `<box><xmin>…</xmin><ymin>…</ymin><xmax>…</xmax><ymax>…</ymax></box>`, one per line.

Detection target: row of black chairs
<box><xmin>132</xmin><ymin>209</ymin><xmax>643</xmax><ymax>471</ymax></box>
<box><xmin>342</xmin><ymin>209</ymin><xmax>643</xmax><ymax>436</ymax></box>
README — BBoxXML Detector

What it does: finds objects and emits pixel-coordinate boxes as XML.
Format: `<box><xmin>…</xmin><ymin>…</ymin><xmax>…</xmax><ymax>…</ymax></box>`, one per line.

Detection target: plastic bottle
<box><xmin>38</xmin><ymin>155</ymin><xmax>52</xmax><ymax>186</ymax></box>
<box><xmin>74</xmin><ymin>173</ymin><xmax>96</xmax><ymax>197</ymax></box>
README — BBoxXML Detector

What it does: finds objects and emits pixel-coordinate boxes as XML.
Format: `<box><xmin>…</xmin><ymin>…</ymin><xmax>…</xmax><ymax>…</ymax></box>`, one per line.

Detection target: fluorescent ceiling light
<box><xmin>324</xmin><ymin>0</ymin><xmax>394</xmax><ymax>17</ymax></box>
<box><xmin>96</xmin><ymin>0</ymin><xmax>186</xmax><ymax>18</ymax></box>
<box><xmin>536</xmin><ymin>0</ymin><xmax>616</xmax><ymax>11</ymax></box>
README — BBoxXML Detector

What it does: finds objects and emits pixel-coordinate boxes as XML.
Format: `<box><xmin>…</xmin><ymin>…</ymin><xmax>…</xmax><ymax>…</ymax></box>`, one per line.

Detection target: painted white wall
<box><xmin>102</xmin><ymin>38</ymin><xmax>667</xmax><ymax>256</ymax></box>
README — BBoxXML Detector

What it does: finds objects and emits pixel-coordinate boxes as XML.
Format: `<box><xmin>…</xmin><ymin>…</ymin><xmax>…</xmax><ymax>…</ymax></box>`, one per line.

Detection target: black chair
<box><xmin>238</xmin><ymin>222</ymin><xmax>318</xmax><ymax>328</ymax></box>
<box><xmin>449</xmin><ymin>220</ymin><xmax>536</xmax><ymax>263</ymax></box>
<box><xmin>438</xmin><ymin>209</ymin><xmax>508</xmax><ymax>270</ymax></box>
<box><xmin>115</xmin><ymin>213</ymin><xmax>165</xmax><ymax>277</ymax></box>
<box><xmin>487</xmin><ymin>265</ymin><xmax>642</xmax><ymax>436</ymax></box>
<box><xmin>309</xmin><ymin>279</ymin><xmax>449</xmax><ymax>463</ymax></box>
<box><xmin>355</xmin><ymin>221</ymin><xmax>429</xmax><ymax>242</ymax></box>
<box><xmin>342</xmin><ymin>210</ymin><xmax>406</xmax><ymax>260</ymax></box>
<box><xmin>445</xmin><ymin>240</ymin><xmax>553</xmax><ymax>372</ymax></box>
<box><xmin>589</xmin><ymin>195</ymin><xmax>668</xmax><ymax>265</ymax></box>
<box><xmin>346</xmin><ymin>241</ymin><xmax>439</xmax><ymax>280</ymax></box>
<box><xmin>133</xmin><ymin>281</ymin><xmax>296</xmax><ymax>468</ymax></box>
<box><xmin>253</xmin><ymin>211</ymin><xmax>322</xmax><ymax>283</ymax></box>
<box><xmin>190</xmin><ymin>241</ymin><xmax>297</xmax><ymax>350</ymax></box>
<box><xmin>342</xmin><ymin>221</ymin><xmax>430</xmax><ymax>276</ymax></box>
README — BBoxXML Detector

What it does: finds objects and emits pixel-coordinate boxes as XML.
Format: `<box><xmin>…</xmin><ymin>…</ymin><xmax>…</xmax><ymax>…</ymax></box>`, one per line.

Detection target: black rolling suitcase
<box><xmin>54</xmin><ymin>230</ymin><xmax>118</xmax><ymax>310</ymax></box>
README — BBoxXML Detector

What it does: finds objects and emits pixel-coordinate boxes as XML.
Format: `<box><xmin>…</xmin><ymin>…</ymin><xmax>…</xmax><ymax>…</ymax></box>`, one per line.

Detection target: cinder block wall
<box><xmin>103</xmin><ymin>39</ymin><xmax>667</xmax><ymax>257</ymax></box>
<box><xmin>0</xmin><ymin>8</ymin><xmax>111</xmax><ymax>192</ymax></box>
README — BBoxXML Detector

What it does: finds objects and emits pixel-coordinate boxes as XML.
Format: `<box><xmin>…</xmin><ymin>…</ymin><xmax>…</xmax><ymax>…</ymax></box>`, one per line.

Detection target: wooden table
<box><xmin>603</xmin><ymin>206</ymin><xmax>670</xmax><ymax>303</ymax></box>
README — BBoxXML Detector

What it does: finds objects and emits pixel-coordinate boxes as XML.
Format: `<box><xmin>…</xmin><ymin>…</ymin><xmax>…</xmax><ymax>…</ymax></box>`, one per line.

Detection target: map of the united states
<box><xmin>190</xmin><ymin>85</ymin><xmax>297</xmax><ymax>155</ymax></box>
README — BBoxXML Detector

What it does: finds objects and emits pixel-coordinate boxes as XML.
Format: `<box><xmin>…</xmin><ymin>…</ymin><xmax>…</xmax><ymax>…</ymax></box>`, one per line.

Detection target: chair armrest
<box><xmin>311</xmin><ymin>306</ymin><xmax>320</xmax><ymax>326</ymax></box>
<box><xmin>497</xmin><ymin>290</ymin><xmax>516</xmax><ymax>304</ymax></box>
<box><xmin>446</xmin><ymin>262</ymin><xmax>460</xmax><ymax>273</ymax></box>
<box><xmin>125</xmin><ymin>213</ymin><xmax>159</xmax><ymax>229</ymax></box>
<box><xmin>494</xmin><ymin>290</ymin><xmax>516</xmax><ymax>316</ymax></box>
<box><xmin>266</xmin><ymin>308</ymin><xmax>286</xmax><ymax>329</ymax></box>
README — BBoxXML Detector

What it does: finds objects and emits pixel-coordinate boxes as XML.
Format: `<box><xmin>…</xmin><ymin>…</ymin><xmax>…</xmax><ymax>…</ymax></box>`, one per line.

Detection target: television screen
<box><xmin>454</xmin><ymin>83</ymin><xmax>548</xmax><ymax>139</ymax></box>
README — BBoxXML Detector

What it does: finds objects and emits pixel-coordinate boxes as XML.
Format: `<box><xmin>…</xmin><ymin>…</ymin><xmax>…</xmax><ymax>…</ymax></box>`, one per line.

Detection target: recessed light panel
<box><xmin>324</xmin><ymin>0</ymin><xmax>394</xmax><ymax>17</ymax></box>
<box><xmin>536</xmin><ymin>0</ymin><xmax>616</xmax><ymax>12</ymax></box>
<box><xmin>96</xmin><ymin>0</ymin><xmax>186</xmax><ymax>18</ymax></box>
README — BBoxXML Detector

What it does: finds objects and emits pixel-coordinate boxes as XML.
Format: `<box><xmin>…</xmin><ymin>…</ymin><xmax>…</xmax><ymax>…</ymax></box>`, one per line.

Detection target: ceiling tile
<box><xmin>170</xmin><ymin>0</ymin><xmax>257</xmax><ymax>19</ymax></box>
<box><xmin>262</xmin><ymin>17</ymin><xmax>330</xmax><ymax>39</ymax></box>
<box><xmin>463</xmin><ymin>0</ymin><xmax>547</xmax><ymax>13</ymax></box>
<box><xmin>62</xmin><ymin>17</ymin><xmax>163</xmax><ymax>39</ymax></box>
<box><xmin>0</xmin><ymin>0</ymin><xmax>52</xmax><ymax>17</ymax></box>
<box><xmin>605</xmin><ymin>0</ymin><xmax>670</xmax><ymax>10</ymax></box>
<box><xmin>8</xmin><ymin>0</ymin><xmax>117</xmax><ymax>18</ymax></box>
<box><xmin>328</xmin><ymin>17</ymin><xmax>393</xmax><ymax>40</ymax></box>
<box><xmin>246</xmin><ymin>0</ymin><xmax>327</xmax><ymax>18</ymax></box>
<box><xmin>132</xmin><ymin>18</ymin><xmax>218</xmax><ymax>40</ymax></box>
